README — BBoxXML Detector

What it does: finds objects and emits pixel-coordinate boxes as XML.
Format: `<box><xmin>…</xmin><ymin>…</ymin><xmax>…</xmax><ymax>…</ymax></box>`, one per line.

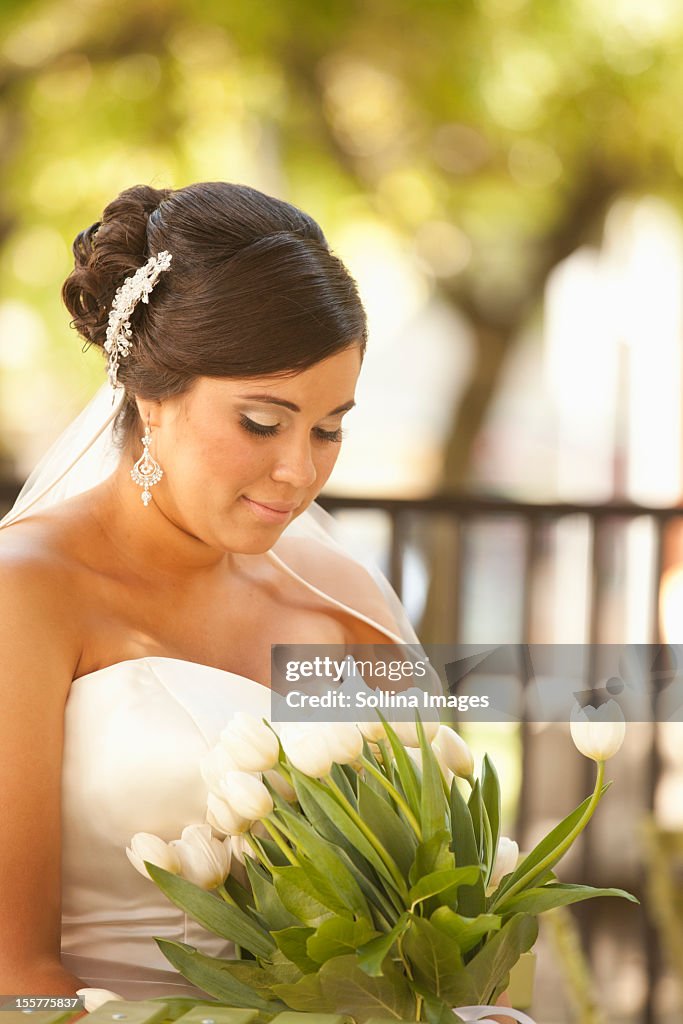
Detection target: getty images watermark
<box><xmin>270</xmin><ymin>643</ymin><xmax>683</xmax><ymax>723</ymax></box>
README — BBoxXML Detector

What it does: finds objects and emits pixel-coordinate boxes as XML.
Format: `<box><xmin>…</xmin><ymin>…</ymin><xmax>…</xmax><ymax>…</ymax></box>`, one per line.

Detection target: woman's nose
<box><xmin>270</xmin><ymin>435</ymin><xmax>317</xmax><ymax>489</ymax></box>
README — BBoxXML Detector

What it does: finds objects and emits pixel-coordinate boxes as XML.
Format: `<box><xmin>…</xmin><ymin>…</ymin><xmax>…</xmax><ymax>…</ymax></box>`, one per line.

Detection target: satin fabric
<box><xmin>60</xmin><ymin>657</ymin><xmax>271</xmax><ymax>996</ymax></box>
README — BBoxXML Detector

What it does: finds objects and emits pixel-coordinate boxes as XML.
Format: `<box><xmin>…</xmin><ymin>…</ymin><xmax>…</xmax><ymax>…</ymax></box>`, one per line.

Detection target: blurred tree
<box><xmin>2</xmin><ymin>0</ymin><xmax>683</xmax><ymax>490</ymax></box>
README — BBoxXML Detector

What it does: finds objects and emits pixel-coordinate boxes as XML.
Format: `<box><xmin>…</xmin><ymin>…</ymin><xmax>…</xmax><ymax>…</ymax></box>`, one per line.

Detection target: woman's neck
<box><xmin>89</xmin><ymin>462</ymin><xmax>235</xmax><ymax>582</ymax></box>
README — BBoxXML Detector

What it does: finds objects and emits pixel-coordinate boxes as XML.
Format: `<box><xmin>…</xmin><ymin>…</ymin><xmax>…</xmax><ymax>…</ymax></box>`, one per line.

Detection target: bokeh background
<box><xmin>3</xmin><ymin>1</ymin><xmax>683</xmax><ymax>1021</ymax></box>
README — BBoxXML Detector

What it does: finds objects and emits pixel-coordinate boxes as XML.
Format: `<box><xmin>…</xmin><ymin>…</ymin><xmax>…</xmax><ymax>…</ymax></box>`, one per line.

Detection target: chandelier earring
<box><xmin>130</xmin><ymin>418</ymin><xmax>163</xmax><ymax>506</ymax></box>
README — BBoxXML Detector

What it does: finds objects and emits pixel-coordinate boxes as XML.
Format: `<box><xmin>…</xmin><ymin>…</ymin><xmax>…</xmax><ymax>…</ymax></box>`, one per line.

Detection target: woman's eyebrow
<box><xmin>242</xmin><ymin>395</ymin><xmax>356</xmax><ymax>416</ymax></box>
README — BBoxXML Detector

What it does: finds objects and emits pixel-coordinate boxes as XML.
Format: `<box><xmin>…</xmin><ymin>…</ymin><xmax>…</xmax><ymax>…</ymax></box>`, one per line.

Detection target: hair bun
<box><xmin>62</xmin><ymin>184</ymin><xmax>172</xmax><ymax>348</ymax></box>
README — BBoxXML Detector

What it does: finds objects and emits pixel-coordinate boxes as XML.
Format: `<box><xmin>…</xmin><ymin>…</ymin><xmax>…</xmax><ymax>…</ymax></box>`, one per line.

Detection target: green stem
<box><xmin>324</xmin><ymin>774</ymin><xmax>409</xmax><ymax>900</ymax></box>
<box><xmin>491</xmin><ymin>760</ymin><xmax>605</xmax><ymax>910</ymax></box>
<box><xmin>244</xmin><ymin>832</ymin><xmax>272</xmax><ymax>870</ymax></box>
<box><xmin>217</xmin><ymin>884</ymin><xmax>238</xmax><ymax>906</ymax></box>
<box><xmin>360</xmin><ymin>755</ymin><xmax>423</xmax><ymax>840</ymax></box>
<box><xmin>262</xmin><ymin>816</ymin><xmax>300</xmax><ymax>866</ymax></box>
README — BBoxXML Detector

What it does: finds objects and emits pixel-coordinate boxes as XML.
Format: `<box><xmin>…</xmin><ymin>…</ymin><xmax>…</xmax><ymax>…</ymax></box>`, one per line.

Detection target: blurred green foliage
<box><xmin>2</xmin><ymin>0</ymin><xmax>683</xmax><ymax>481</ymax></box>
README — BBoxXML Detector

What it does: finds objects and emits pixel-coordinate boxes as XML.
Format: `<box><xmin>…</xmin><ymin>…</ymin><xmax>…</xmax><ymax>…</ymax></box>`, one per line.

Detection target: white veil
<box><xmin>0</xmin><ymin>381</ymin><xmax>418</xmax><ymax>645</ymax></box>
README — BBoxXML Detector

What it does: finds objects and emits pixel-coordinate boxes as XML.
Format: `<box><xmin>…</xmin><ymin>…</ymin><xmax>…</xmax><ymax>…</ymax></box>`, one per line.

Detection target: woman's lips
<box><xmin>241</xmin><ymin>496</ymin><xmax>297</xmax><ymax>523</ymax></box>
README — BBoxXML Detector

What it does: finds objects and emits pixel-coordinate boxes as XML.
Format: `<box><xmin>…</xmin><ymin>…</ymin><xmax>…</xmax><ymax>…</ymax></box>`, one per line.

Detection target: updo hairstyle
<box><xmin>61</xmin><ymin>182</ymin><xmax>367</xmax><ymax>447</ymax></box>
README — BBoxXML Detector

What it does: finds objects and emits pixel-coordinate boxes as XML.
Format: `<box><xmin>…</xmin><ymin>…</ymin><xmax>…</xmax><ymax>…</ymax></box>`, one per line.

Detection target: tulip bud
<box><xmin>229</xmin><ymin>832</ymin><xmax>250</xmax><ymax>866</ymax></box>
<box><xmin>570</xmin><ymin>700</ymin><xmax>625</xmax><ymax>762</ymax></box>
<box><xmin>200</xmin><ymin>743</ymin><xmax>239</xmax><ymax>796</ymax></box>
<box><xmin>265</xmin><ymin>767</ymin><xmax>297</xmax><ymax>802</ymax></box>
<box><xmin>357</xmin><ymin>718</ymin><xmax>387</xmax><ymax>743</ymax></box>
<box><xmin>324</xmin><ymin>722</ymin><xmax>364</xmax><ymax>765</ymax></box>
<box><xmin>432</xmin><ymin>725</ymin><xmax>474</xmax><ymax>779</ymax></box>
<box><xmin>220</xmin><ymin>713</ymin><xmax>280</xmax><ymax>772</ymax></box>
<box><xmin>206</xmin><ymin>791</ymin><xmax>252</xmax><ymax>835</ymax></box>
<box><xmin>280</xmin><ymin>723</ymin><xmax>335</xmax><ymax>777</ymax></box>
<box><xmin>490</xmin><ymin>836</ymin><xmax>519</xmax><ymax>889</ymax></box>
<box><xmin>169</xmin><ymin>823</ymin><xmax>231</xmax><ymax>890</ymax></box>
<box><xmin>76</xmin><ymin>989</ymin><xmax>124</xmax><ymax>1012</ymax></box>
<box><xmin>388</xmin><ymin>710</ymin><xmax>439</xmax><ymax>748</ymax></box>
<box><xmin>220</xmin><ymin>770</ymin><xmax>274</xmax><ymax>820</ymax></box>
<box><xmin>126</xmin><ymin>832</ymin><xmax>182</xmax><ymax>880</ymax></box>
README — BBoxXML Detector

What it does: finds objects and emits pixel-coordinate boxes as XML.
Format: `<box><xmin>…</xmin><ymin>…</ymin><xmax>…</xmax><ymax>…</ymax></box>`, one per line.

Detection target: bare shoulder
<box><xmin>0</xmin><ymin>513</ymin><xmax>87</xmax><ymax>679</ymax></box>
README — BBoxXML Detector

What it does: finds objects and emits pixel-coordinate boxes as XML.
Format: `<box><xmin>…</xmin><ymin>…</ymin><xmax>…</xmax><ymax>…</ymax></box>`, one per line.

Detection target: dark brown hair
<box><xmin>62</xmin><ymin>182</ymin><xmax>367</xmax><ymax>445</ymax></box>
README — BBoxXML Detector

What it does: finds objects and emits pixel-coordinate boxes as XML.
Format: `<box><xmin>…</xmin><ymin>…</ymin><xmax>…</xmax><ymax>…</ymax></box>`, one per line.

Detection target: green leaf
<box><xmin>495</xmin><ymin>882</ymin><xmax>639</xmax><ymax>916</ymax></box>
<box><xmin>464</xmin><ymin>913</ymin><xmax>539</xmax><ymax>1004</ymax></box>
<box><xmin>272</xmin><ymin>970</ymin><xmax>332</xmax><ymax>1013</ymax></box>
<box><xmin>145</xmin><ymin>864</ymin><xmax>274</xmax><ymax>958</ymax></box>
<box><xmin>219</xmin><ymin>957</ymin><xmax>302</xmax><ymax>991</ymax></box>
<box><xmin>155</xmin><ymin>940</ymin><xmax>276</xmax><ymax>1009</ymax></box>
<box><xmin>492</xmin><ymin>784</ymin><xmax>611</xmax><ymax>906</ymax></box>
<box><xmin>467</xmin><ymin>780</ymin><xmax>488</xmax><ymax>867</ymax></box>
<box><xmin>430</xmin><ymin>907</ymin><xmax>502</xmax><ymax>955</ymax></box>
<box><xmin>271</xmin><ymin>926</ymin><xmax>318</xmax><ymax>973</ymax></box>
<box><xmin>403</xmin><ymin>916</ymin><xmax>475</xmax><ymax>1006</ymax></box>
<box><xmin>356</xmin><ymin>912</ymin><xmax>411</xmax><ymax>977</ymax></box>
<box><xmin>331</xmin><ymin>761</ymin><xmax>358</xmax><ymax>806</ymax></box>
<box><xmin>307</xmin><ymin>916</ymin><xmax>380</xmax><ymax>965</ymax></box>
<box><xmin>318</xmin><ymin>954</ymin><xmax>417</xmax><ymax>1022</ymax></box>
<box><xmin>380</xmin><ymin>718</ymin><xmax>421</xmax><ymax>821</ymax></box>
<box><xmin>290</xmin><ymin>767</ymin><xmax>360</xmax><ymax>861</ymax></box>
<box><xmin>291</xmin><ymin>771</ymin><xmax>401</xmax><ymax>893</ymax></box>
<box><xmin>272</xmin><ymin>865</ymin><xmax>340</xmax><ymax>924</ymax></box>
<box><xmin>244</xmin><ymin>857</ymin><xmax>300</xmax><ymax>931</ymax></box>
<box><xmin>357</xmin><ymin>778</ymin><xmax>417</xmax><ymax>877</ymax></box>
<box><xmin>361</xmin><ymin>739</ymin><xmax>392</xmax><ymax>802</ymax></box>
<box><xmin>409</xmin><ymin>829</ymin><xmax>454</xmax><ymax>886</ymax></box>
<box><xmin>221</xmin><ymin>872</ymin><xmax>256</xmax><ymax>918</ymax></box>
<box><xmin>276</xmin><ymin>808</ymin><xmax>372</xmax><ymax>920</ymax></box>
<box><xmin>449</xmin><ymin>780</ymin><xmax>486</xmax><ymax>916</ymax></box>
<box><xmin>481</xmin><ymin>755</ymin><xmax>501</xmax><ymax>870</ymax></box>
<box><xmin>418</xmin><ymin>716</ymin><xmax>447</xmax><ymax>842</ymax></box>
<box><xmin>408</xmin><ymin>867</ymin><xmax>482</xmax><ymax>907</ymax></box>
<box><xmin>422</xmin><ymin>994</ymin><xmax>466</xmax><ymax>1024</ymax></box>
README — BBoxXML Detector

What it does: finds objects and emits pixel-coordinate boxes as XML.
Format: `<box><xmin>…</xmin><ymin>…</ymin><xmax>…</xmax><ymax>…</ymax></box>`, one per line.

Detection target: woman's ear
<box><xmin>134</xmin><ymin>397</ymin><xmax>162</xmax><ymax>430</ymax></box>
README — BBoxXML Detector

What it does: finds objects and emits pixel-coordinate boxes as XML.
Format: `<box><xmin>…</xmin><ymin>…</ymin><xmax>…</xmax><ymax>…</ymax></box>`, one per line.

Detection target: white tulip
<box><xmin>206</xmin><ymin>791</ymin><xmax>252</xmax><ymax>835</ymax></box>
<box><xmin>570</xmin><ymin>700</ymin><xmax>626</xmax><ymax>762</ymax></box>
<box><xmin>280</xmin><ymin>723</ymin><xmax>335</xmax><ymax>777</ymax></box>
<box><xmin>169</xmin><ymin>823</ymin><xmax>231</xmax><ymax>890</ymax></box>
<box><xmin>357</xmin><ymin>718</ymin><xmax>387</xmax><ymax>743</ymax></box>
<box><xmin>324</xmin><ymin>722</ymin><xmax>364</xmax><ymax>764</ymax></box>
<box><xmin>200</xmin><ymin>743</ymin><xmax>239</xmax><ymax>796</ymax></box>
<box><xmin>432</xmin><ymin>725</ymin><xmax>475</xmax><ymax>779</ymax></box>
<box><xmin>229</xmin><ymin>832</ymin><xmax>250</xmax><ymax>866</ymax></box>
<box><xmin>220</xmin><ymin>713</ymin><xmax>280</xmax><ymax>772</ymax></box>
<box><xmin>388</xmin><ymin>711</ymin><xmax>440</xmax><ymax>748</ymax></box>
<box><xmin>126</xmin><ymin>832</ymin><xmax>182</xmax><ymax>880</ymax></box>
<box><xmin>265</xmin><ymin>767</ymin><xmax>297</xmax><ymax>802</ymax></box>
<box><xmin>76</xmin><ymin>989</ymin><xmax>124</xmax><ymax>1012</ymax></box>
<box><xmin>490</xmin><ymin>836</ymin><xmax>519</xmax><ymax>889</ymax></box>
<box><xmin>220</xmin><ymin>770</ymin><xmax>274</xmax><ymax>819</ymax></box>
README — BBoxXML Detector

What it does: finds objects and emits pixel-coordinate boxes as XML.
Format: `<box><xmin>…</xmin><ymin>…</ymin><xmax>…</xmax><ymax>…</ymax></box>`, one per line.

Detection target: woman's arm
<box><xmin>0</xmin><ymin>552</ymin><xmax>83</xmax><ymax>995</ymax></box>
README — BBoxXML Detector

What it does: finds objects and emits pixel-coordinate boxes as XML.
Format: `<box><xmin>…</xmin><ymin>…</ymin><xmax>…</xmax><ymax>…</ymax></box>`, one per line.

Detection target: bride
<box><xmin>0</xmin><ymin>181</ymin><xmax>414</xmax><ymax>999</ymax></box>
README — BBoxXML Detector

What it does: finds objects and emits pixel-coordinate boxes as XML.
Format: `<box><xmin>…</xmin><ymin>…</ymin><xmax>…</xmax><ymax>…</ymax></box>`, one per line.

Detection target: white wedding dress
<box><xmin>59</xmin><ymin>617</ymin><xmax>403</xmax><ymax>998</ymax></box>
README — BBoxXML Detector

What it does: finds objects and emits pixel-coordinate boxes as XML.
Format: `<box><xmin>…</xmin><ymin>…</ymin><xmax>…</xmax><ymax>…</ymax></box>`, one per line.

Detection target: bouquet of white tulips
<box><xmin>128</xmin><ymin>710</ymin><xmax>635</xmax><ymax>1023</ymax></box>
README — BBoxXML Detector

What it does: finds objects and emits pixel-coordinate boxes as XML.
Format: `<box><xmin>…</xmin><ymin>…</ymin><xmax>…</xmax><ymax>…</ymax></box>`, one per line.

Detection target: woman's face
<box><xmin>146</xmin><ymin>345</ymin><xmax>362</xmax><ymax>554</ymax></box>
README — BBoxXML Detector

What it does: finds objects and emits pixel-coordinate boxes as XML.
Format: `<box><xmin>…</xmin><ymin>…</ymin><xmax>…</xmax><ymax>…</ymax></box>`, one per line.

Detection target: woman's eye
<box><xmin>314</xmin><ymin>426</ymin><xmax>344</xmax><ymax>444</ymax></box>
<box><xmin>240</xmin><ymin>415</ymin><xmax>280</xmax><ymax>437</ymax></box>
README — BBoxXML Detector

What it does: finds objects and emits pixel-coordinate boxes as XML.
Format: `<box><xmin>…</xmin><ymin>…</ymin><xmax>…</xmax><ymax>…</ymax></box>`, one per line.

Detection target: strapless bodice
<box><xmin>60</xmin><ymin>657</ymin><xmax>272</xmax><ymax>998</ymax></box>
